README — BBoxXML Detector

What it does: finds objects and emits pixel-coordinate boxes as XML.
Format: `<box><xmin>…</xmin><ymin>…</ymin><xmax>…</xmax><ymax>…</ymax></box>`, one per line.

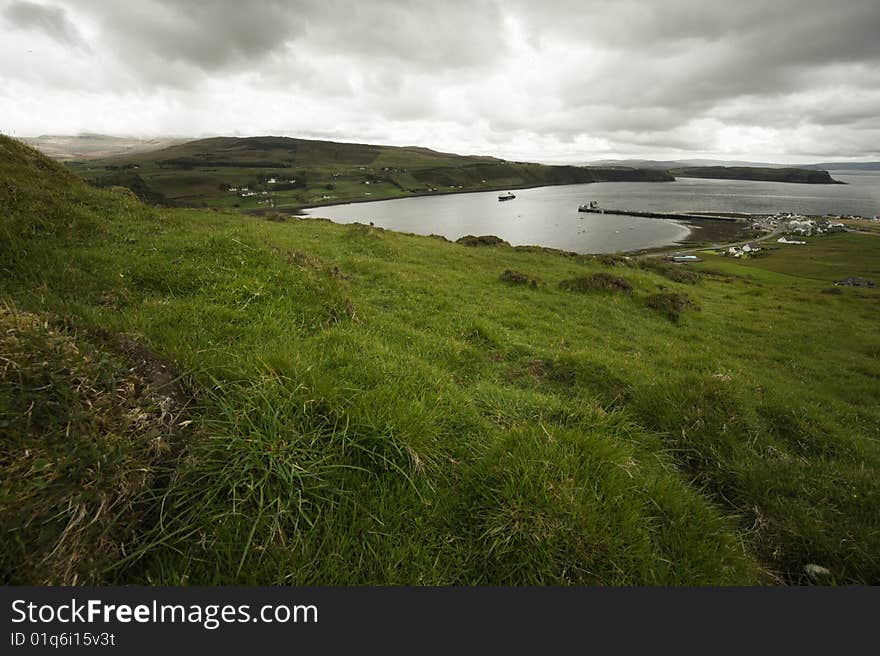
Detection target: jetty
<box><xmin>578</xmin><ymin>206</ymin><xmax>743</xmax><ymax>222</ymax></box>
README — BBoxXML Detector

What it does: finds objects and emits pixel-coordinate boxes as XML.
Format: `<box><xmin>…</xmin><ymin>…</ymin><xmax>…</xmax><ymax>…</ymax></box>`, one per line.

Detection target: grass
<box><xmin>2</xmin><ymin>135</ymin><xmax>879</xmax><ymax>585</ymax></box>
<box><xmin>724</xmin><ymin>233</ymin><xmax>880</xmax><ymax>282</ymax></box>
<box><xmin>0</xmin><ymin>306</ymin><xmax>188</xmax><ymax>584</ymax></box>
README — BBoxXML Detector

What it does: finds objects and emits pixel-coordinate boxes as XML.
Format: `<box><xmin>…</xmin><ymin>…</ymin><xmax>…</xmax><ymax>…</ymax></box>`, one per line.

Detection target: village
<box><xmin>716</xmin><ymin>213</ymin><xmax>849</xmax><ymax>258</ymax></box>
<box><xmin>748</xmin><ymin>212</ymin><xmax>849</xmax><ymax>236</ymax></box>
<box><xmin>657</xmin><ymin>211</ymin><xmax>861</xmax><ymax>265</ymax></box>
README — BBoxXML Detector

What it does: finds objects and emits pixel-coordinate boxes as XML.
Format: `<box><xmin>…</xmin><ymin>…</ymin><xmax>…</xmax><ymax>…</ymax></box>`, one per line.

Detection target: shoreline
<box><xmin>283</xmin><ymin>212</ymin><xmax>748</xmax><ymax>257</ymax></box>
<box><xmin>249</xmin><ymin>179</ymin><xmax>675</xmax><ymax>216</ymax></box>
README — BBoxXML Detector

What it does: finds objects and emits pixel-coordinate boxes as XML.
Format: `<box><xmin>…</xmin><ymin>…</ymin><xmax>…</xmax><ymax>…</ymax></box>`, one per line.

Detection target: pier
<box><xmin>579</xmin><ymin>207</ymin><xmax>744</xmax><ymax>222</ymax></box>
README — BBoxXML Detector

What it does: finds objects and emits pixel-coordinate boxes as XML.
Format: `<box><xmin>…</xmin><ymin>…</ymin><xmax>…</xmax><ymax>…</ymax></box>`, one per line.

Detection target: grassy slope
<box><xmin>2</xmin><ymin>136</ymin><xmax>879</xmax><ymax>585</ymax></box>
<box><xmin>730</xmin><ymin>237</ymin><xmax>880</xmax><ymax>282</ymax></box>
<box><xmin>65</xmin><ymin>136</ymin><xmax>672</xmax><ymax>210</ymax></box>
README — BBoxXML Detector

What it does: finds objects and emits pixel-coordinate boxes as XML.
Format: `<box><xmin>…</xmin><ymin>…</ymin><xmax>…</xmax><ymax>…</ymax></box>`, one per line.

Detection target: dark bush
<box><xmin>500</xmin><ymin>270</ymin><xmax>539</xmax><ymax>287</ymax></box>
<box><xmin>645</xmin><ymin>292</ymin><xmax>699</xmax><ymax>322</ymax></box>
<box><xmin>559</xmin><ymin>273</ymin><xmax>632</xmax><ymax>293</ymax></box>
<box><xmin>456</xmin><ymin>235</ymin><xmax>510</xmax><ymax>247</ymax></box>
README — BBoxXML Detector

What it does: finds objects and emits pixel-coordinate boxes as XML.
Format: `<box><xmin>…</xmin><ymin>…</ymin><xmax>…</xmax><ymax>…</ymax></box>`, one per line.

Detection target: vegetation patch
<box><xmin>645</xmin><ymin>292</ymin><xmax>700</xmax><ymax>321</ymax></box>
<box><xmin>499</xmin><ymin>269</ymin><xmax>539</xmax><ymax>287</ymax></box>
<box><xmin>591</xmin><ymin>254</ymin><xmax>635</xmax><ymax>268</ymax></box>
<box><xmin>641</xmin><ymin>260</ymin><xmax>702</xmax><ymax>284</ymax></box>
<box><xmin>456</xmin><ymin>234</ymin><xmax>511</xmax><ymax>247</ymax></box>
<box><xmin>559</xmin><ymin>273</ymin><xmax>633</xmax><ymax>294</ymax></box>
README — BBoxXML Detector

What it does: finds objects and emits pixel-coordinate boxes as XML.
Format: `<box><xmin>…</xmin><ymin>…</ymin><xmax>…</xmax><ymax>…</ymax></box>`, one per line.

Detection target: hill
<box><xmin>63</xmin><ymin>136</ymin><xmax>673</xmax><ymax>210</ymax></box>
<box><xmin>2</xmin><ymin>136</ymin><xmax>878</xmax><ymax>585</ymax></box>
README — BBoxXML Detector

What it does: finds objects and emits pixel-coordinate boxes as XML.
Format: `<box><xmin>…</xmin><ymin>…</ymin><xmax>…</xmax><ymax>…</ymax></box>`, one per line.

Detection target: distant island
<box><xmin>591</xmin><ymin>157</ymin><xmax>880</xmax><ymax>172</ymax></box>
<box><xmin>670</xmin><ymin>166</ymin><xmax>843</xmax><ymax>184</ymax></box>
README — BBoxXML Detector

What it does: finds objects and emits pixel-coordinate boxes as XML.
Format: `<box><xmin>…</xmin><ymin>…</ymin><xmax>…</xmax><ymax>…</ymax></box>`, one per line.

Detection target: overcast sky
<box><xmin>1</xmin><ymin>0</ymin><xmax>878</xmax><ymax>163</ymax></box>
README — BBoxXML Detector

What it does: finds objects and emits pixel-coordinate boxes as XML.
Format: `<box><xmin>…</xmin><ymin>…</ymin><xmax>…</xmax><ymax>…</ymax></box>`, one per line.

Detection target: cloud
<box><xmin>85</xmin><ymin>1</ymin><xmax>303</xmax><ymax>73</ymax></box>
<box><xmin>1</xmin><ymin>0</ymin><xmax>879</xmax><ymax>162</ymax></box>
<box><xmin>2</xmin><ymin>0</ymin><xmax>88</xmax><ymax>49</ymax></box>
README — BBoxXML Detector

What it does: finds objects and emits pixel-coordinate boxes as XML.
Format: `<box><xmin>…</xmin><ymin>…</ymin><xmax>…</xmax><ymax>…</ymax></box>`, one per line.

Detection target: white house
<box><xmin>786</xmin><ymin>219</ymin><xmax>815</xmax><ymax>235</ymax></box>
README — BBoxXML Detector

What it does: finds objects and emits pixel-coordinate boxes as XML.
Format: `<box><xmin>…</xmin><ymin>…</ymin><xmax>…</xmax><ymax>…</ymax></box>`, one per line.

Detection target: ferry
<box><xmin>578</xmin><ymin>200</ymin><xmax>600</xmax><ymax>212</ymax></box>
<box><xmin>498</xmin><ymin>192</ymin><xmax>516</xmax><ymax>201</ymax></box>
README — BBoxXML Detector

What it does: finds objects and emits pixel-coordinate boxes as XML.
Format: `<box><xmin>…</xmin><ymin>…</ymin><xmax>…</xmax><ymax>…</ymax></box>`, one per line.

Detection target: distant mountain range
<box><xmin>21</xmin><ymin>134</ymin><xmax>186</xmax><ymax>161</ymax></box>
<box><xmin>590</xmin><ymin>158</ymin><xmax>880</xmax><ymax>171</ymax></box>
<box><xmin>22</xmin><ymin>135</ymin><xmax>878</xmax><ymax>172</ymax></box>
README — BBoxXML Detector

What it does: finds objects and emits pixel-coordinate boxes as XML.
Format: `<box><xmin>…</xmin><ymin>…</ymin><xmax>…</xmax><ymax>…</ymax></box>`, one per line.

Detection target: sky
<box><xmin>1</xmin><ymin>0</ymin><xmax>879</xmax><ymax>164</ymax></box>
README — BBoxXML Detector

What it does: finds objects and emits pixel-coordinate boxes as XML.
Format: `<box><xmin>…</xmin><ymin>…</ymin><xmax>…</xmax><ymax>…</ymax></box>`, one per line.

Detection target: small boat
<box><xmin>498</xmin><ymin>192</ymin><xmax>516</xmax><ymax>201</ymax></box>
<box><xmin>578</xmin><ymin>200</ymin><xmax>600</xmax><ymax>212</ymax></box>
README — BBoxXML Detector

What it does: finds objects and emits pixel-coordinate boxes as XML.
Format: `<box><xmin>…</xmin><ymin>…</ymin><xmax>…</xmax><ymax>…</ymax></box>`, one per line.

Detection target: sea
<box><xmin>302</xmin><ymin>171</ymin><xmax>880</xmax><ymax>254</ymax></box>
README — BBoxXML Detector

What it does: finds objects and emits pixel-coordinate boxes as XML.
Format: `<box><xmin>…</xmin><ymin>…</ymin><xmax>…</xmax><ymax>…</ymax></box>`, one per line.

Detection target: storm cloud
<box><xmin>1</xmin><ymin>0</ymin><xmax>878</xmax><ymax>162</ymax></box>
<box><xmin>3</xmin><ymin>0</ymin><xmax>87</xmax><ymax>48</ymax></box>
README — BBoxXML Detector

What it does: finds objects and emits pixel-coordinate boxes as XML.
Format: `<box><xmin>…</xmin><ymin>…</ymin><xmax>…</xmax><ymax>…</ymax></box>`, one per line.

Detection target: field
<box><xmin>723</xmin><ymin>234</ymin><xmax>880</xmax><ymax>281</ymax></box>
<box><xmin>2</xmin><ymin>136</ymin><xmax>879</xmax><ymax>585</ymax></box>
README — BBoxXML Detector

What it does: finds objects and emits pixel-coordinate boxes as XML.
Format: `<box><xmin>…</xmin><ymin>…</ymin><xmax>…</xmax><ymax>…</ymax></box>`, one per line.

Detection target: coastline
<box><xmin>283</xmin><ymin>209</ymin><xmax>749</xmax><ymax>257</ymax></box>
<box><xmin>249</xmin><ymin>178</ymin><xmax>676</xmax><ymax>216</ymax></box>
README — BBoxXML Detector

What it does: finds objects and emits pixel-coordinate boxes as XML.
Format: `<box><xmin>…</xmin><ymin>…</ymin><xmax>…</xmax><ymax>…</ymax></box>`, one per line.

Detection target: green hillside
<box><xmin>2</xmin><ymin>135</ymin><xmax>879</xmax><ymax>585</ymax></box>
<box><xmin>65</xmin><ymin>136</ymin><xmax>673</xmax><ymax>210</ymax></box>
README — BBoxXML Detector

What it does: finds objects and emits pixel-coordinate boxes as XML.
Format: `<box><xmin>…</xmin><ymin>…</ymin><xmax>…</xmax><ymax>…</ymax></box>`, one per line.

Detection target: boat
<box><xmin>498</xmin><ymin>192</ymin><xmax>516</xmax><ymax>201</ymax></box>
<box><xmin>578</xmin><ymin>200</ymin><xmax>600</xmax><ymax>212</ymax></box>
